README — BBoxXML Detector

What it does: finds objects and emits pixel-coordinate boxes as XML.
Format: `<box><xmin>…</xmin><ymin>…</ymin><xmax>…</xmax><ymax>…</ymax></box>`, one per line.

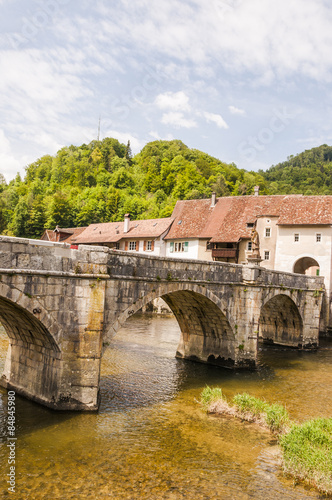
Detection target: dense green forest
<box><xmin>0</xmin><ymin>139</ymin><xmax>331</xmax><ymax>239</ymax></box>
<box><xmin>0</xmin><ymin>138</ymin><xmax>267</xmax><ymax>238</ymax></box>
<box><xmin>260</xmin><ymin>144</ymin><xmax>332</xmax><ymax>194</ymax></box>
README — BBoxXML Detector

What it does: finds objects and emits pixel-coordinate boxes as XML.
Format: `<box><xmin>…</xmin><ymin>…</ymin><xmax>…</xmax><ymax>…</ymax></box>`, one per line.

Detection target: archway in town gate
<box><xmin>293</xmin><ymin>257</ymin><xmax>320</xmax><ymax>276</ymax></box>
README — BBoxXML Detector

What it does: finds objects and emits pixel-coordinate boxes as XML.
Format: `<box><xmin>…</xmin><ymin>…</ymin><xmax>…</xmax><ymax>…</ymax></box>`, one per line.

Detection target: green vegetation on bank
<box><xmin>200</xmin><ymin>386</ymin><xmax>332</xmax><ymax>495</ymax></box>
<box><xmin>0</xmin><ymin>138</ymin><xmax>267</xmax><ymax>239</ymax></box>
<box><xmin>1</xmin><ymin>139</ymin><xmax>332</xmax><ymax>239</ymax></box>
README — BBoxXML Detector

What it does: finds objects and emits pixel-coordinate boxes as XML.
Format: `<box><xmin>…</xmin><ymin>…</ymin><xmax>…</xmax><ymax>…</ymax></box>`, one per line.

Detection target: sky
<box><xmin>1</xmin><ymin>0</ymin><xmax>332</xmax><ymax>181</ymax></box>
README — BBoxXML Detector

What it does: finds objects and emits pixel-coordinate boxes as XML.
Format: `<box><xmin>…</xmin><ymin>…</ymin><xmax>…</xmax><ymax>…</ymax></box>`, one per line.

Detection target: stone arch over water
<box><xmin>0</xmin><ymin>283</ymin><xmax>61</xmax><ymax>404</ymax></box>
<box><xmin>258</xmin><ymin>294</ymin><xmax>303</xmax><ymax>346</ymax></box>
<box><xmin>105</xmin><ymin>284</ymin><xmax>236</xmax><ymax>368</ymax></box>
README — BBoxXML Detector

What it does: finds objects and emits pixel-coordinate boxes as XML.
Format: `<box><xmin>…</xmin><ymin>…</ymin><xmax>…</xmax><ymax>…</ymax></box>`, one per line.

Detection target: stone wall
<box><xmin>0</xmin><ymin>236</ymin><xmax>325</xmax><ymax>410</ymax></box>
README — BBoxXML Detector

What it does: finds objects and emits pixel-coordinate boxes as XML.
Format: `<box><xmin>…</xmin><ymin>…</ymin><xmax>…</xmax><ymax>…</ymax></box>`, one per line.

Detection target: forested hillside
<box><xmin>0</xmin><ymin>138</ymin><xmax>267</xmax><ymax>238</ymax></box>
<box><xmin>1</xmin><ymin>139</ymin><xmax>331</xmax><ymax>239</ymax></box>
<box><xmin>260</xmin><ymin>144</ymin><xmax>332</xmax><ymax>194</ymax></box>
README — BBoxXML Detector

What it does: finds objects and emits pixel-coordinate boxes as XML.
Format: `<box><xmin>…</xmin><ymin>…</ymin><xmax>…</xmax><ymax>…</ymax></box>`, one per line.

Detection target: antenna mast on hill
<box><xmin>97</xmin><ymin>115</ymin><xmax>101</xmax><ymax>141</ymax></box>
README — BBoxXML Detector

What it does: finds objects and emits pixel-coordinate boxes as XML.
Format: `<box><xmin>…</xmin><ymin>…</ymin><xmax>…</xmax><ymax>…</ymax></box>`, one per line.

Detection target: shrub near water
<box><xmin>200</xmin><ymin>386</ymin><xmax>224</xmax><ymax>410</ymax></box>
<box><xmin>280</xmin><ymin>418</ymin><xmax>332</xmax><ymax>494</ymax></box>
<box><xmin>200</xmin><ymin>387</ymin><xmax>332</xmax><ymax>495</ymax></box>
<box><xmin>231</xmin><ymin>393</ymin><xmax>290</xmax><ymax>434</ymax></box>
<box><xmin>232</xmin><ymin>393</ymin><xmax>267</xmax><ymax>417</ymax></box>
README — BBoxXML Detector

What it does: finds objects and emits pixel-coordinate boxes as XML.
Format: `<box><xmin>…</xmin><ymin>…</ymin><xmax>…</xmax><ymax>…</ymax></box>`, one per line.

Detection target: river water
<box><xmin>0</xmin><ymin>313</ymin><xmax>331</xmax><ymax>499</ymax></box>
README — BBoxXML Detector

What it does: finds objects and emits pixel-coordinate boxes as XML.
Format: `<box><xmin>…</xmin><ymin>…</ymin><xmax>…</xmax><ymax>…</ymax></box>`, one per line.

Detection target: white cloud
<box><xmin>161</xmin><ymin>112</ymin><xmax>197</xmax><ymax>128</ymax></box>
<box><xmin>229</xmin><ymin>105</ymin><xmax>246</xmax><ymax>116</ymax></box>
<box><xmin>149</xmin><ymin>130</ymin><xmax>174</xmax><ymax>141</ymax></box>
<box><xmin>93</xmin><ymin>0</ymin><xmax>332</xmax><ymax>82</ymax></box>
<box><xmin>101</xmin><ymin>129</ymin><xmax>143</xmax><ymax>154</ymax></box>
<box><xmin>0</xmin><ymin>129</ymin><xmax>21</xmax><ymax>181</ymax></box>
<box><xmin>155</xmin><ymin>91</ymin><xmax>191</xmax><ymax>112</ymax></box>
<box><xmin>202</xmin><ymin>112</ymin><xmax>228</xmax><ymax>129</ymax></box>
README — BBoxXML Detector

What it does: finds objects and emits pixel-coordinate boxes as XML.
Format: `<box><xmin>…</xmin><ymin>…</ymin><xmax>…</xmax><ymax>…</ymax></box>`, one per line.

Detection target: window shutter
<box><xmin>184</xmin><ymin>241</ymin><xmax>189</xmax><ymax>252</ymax></box>
<box><xmin>136</xmin><ymin>241</ymin><xmax>139</xmax><ymax>251</ymax></box>
<box><xmin>151</xmin><ymin>241</ymin><xmax>154</xmax><ymax>251</ymax></box>
<box><xmin>125</xmin><ymin>241</ymin><xmax>128</xmax><ymax>251</ymax></box>
<box><xmin>170</xmin><ymin>242</ymin><xmax>174</xmax><ymax>253</ymax></box>
<box><xmin>143</xmin><ymin>241</ymin><xmax>146</xmax><ymax>251</ymax></box>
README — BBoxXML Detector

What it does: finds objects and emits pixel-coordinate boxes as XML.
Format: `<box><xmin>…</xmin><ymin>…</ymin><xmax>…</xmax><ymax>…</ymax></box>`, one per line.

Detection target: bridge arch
<box><xmin>258</xmin><ymin>293</ymin><xmax>303</xmax><ymax>346</ymax></box>
<box><xmin>0</xmin><ymin>282</ymin><xmax>61</xmax><ymax>403</ymax></box>
<box><xmin>0</xmin><ymin>281</ymin><xmax>60</xmax><ymax>349</ymax></box>
<box><xmin>105</xmin><ymin>283</ymin><xmax>237</xmax><ymax>368</ymax></box>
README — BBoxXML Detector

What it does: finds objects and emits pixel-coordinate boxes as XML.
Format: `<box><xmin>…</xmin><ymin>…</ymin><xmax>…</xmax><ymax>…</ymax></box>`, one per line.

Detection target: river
<box><xmin>0</xmin><ymin>313</ymin><xmax>331</xmax><ymax>499</ymax></box>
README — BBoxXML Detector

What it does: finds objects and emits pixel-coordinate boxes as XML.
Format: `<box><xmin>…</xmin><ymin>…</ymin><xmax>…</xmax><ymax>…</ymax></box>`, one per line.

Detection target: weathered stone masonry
<box><xmin>0</xmin><ymin>236</ymin><xmax>325</xmax><ymax>411</ymax></box>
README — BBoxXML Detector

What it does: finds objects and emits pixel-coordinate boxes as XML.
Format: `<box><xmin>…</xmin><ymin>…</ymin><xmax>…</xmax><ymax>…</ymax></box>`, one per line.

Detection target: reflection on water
<box><xmin>0</xmin><ymin>314</ymin><xmax>331</xmax><ymax>499</ymax></box>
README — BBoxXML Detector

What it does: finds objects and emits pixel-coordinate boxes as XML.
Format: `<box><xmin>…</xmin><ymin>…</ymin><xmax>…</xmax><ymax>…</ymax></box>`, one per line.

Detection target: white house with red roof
<box><xmin>71</xmin><ymin>214</ymin><xmax>173</xmax><ymax>256</ymax></box>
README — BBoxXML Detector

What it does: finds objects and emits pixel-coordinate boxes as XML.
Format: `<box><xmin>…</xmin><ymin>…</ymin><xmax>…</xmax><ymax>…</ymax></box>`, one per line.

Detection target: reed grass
<box><xmin>200</xmin><ymin>386</ymin><xmax>332</xmax><ymax>495</ymax></box>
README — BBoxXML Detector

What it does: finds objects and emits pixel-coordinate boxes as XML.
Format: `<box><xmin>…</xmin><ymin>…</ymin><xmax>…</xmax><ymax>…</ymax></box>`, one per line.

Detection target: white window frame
<box><xmin>316</xmin><ymin>233</ymin><xmax>322</xmax><ymax>243</ymax></box>
<box><xmin>265</xmin><ymin>227</ymin><xmax>271</xmax><ymax>238</ymax></box>
<box><xmin>147</xmin><ymin>240</ymin><xmax>152</xmax><ymax>251</ymax></box>
<box><xmin>171</xmin><ymin>241</ymin><xmax>189</xmax><ymax>253</ymax></box>
<box><xmin>129</xmin><ymin>241</ymin><xmax>137</xmax><ymax>251</ymax></box>
<box><xmin>264</xmin><ymin>250</ymin><xmax>270</xmax><ymax>260</ymax></box>
<box><xmin>294</xmin><ymin>233</ymin><xmax>300</xmax><ymax>243</ymax></box>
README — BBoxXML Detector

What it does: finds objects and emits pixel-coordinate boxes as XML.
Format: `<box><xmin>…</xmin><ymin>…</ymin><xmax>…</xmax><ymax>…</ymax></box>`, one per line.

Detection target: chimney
<box><xmin>211</xmin><ymin>192</ymin><xmax>216</xmax><ymax>207</ymax></box>
<box><xmin>124</xmin><ymin>213</ymin><xmax>130</xmax><ymax>233</ymax></box>
<box><xmin>254</xmin><ymin>186</ymin><xmax>260</xmax><ymax>197</ymax></box>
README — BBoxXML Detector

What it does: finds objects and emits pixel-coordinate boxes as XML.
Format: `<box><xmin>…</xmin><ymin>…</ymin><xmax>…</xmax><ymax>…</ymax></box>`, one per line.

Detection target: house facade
<box><xmin>40</xmin><ymin>192</ymin><xmax>332</xmax><ymax>327</ymax></box>
<box><xmin>70</xmin><ymin>214</ymin><xmax>173</xmax><ymax>257</ymax></box>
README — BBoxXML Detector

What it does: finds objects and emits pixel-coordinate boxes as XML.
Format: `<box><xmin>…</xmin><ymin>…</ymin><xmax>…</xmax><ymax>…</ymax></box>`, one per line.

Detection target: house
<box><xmin>41</xmin><ymin>226</ymin><xmax>87</xmax><ymax>244</ymax></box>
<box><xmin>165</xmin><ymin>190</ymin><xmax>332</xmax><ymax>328</ymax></box>
<box><xmin>71</xmin><ymin>214</ymin><xmax>173</xmax><ymax>256</ymax></box>
<box><xmin>164</xmin><ymin>191</ymin><xmax>288</xmax><ymax>264</ymax></box>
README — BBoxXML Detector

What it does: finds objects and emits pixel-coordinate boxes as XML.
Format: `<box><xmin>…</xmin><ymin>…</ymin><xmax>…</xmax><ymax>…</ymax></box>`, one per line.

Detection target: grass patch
<box><xmin>280</xmin><ymin>418</ymin><xmax>332</xmax><ymax>495</ymax></box>
<box><xmin>200</xmin><ymin>387</ymin><xmax>331</xmax><ymax>495</ymax></box>
<box><xmin>200</xmin><ymin>386</ymin><xmax>224</xmax><ymax>411</ymax></box>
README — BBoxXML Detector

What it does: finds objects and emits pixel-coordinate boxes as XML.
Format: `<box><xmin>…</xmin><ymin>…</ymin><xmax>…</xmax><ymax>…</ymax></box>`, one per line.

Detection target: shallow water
<box><xmin>0</xmin><ymin>314</ymin><xmax>331</xmax><ymax>499</ymax></box>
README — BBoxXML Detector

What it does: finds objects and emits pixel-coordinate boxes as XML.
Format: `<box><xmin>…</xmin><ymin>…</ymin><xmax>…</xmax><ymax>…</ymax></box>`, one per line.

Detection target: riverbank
<box><xmin>201</xmin><ymin>387</ymin><xmax>332</xmax><ymax>496</ymax></box>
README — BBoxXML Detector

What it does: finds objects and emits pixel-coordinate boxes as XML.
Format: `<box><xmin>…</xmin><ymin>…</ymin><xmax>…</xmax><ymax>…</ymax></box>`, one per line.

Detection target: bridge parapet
<box><xmin>0</xmin><ymin>236</ymin><xmax>324</xmax><ymax>292</ymax></box>
<box><xmin>106</xmin><ymin>249</ymin><xmax>324</xmax><ymax>290</ymax></box>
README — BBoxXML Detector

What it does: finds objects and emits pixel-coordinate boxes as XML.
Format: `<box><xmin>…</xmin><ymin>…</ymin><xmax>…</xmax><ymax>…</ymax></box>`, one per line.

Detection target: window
<box><xmin>265</xmin><ymin>227</ymin><xmax>271</xmax><ymax>237</ymax></box>
<box><xmin>294</xmin><ymin>233</ymin><xmax>299</xmax><ymax>242</ymax></box>
<box><xmin>129</xmin><ymin>241</ymin><xmax>137</xmax><ymax>251</ymax></box>
<box><xmin>247</xmin><ymin>241</ymin><xmax>252</xmax><ymax>251</ymax></box>
<box><xmin>246</xmin><ymin>222</ymin><xmax>254</xmax><ymax>228</ymax></box>
<box><xmin>170</xmin><ymin>241</ymin><xmax>189</xmax><ymax>253</ymax></box>
<box><xmin>316</xmin><ymin>269</ymin><xmax>320</xmax><ymax>276</ymax></box>
<box><xmin>115</xmin><ymin>242</ymin><xmax>120</xmax><ymax>250</ymax></box>
<box><xmin>316</xmin><ymin>233</ymin><xmax>322</xmax><ymax>243</ymax></box>
<box><xmin>147</xmin><ymin>240</ymin><xmax>152</xmax><ymax>251</ymax></box>
<box><xmin>264</xmin><ymin>251</ymin><xmax>270</xmax><ymax>260</ymax></box>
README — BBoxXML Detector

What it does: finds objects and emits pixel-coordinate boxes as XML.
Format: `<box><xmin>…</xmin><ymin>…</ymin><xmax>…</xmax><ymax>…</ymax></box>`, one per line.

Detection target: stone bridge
<box><xmin>0</xmin><ymin>236</ymin><xmax>325</xmax><ymax>411</ymax></box>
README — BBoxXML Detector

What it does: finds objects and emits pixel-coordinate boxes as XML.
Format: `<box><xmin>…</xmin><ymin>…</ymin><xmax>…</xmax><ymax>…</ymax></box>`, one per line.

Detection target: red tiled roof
<box><xmin>277</xmin><ymin>196</ymin><xmax>332</xmax><ymax>225</ymax></box>
<box><xmin>40</xmin><ymin>227</ymin><xmax>87</xmax><ymax>243</ymax></box>
<box><xmin>72</xmin><ymin>218</ymin><xmax>173</xmax><ymax>244</ymax></box>
<box><xmin>209</xmin><ymin>195</ymin><xmax>287</xmax><ymax>242</ymax></box>
<box><xmin>165</xmin><ymin>194</ymin><xmax>332</xmax><ymax>243</ymax></box>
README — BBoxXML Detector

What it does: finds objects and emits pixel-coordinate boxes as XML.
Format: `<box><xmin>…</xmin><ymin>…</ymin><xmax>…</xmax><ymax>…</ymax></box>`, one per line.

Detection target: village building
<box><xmin>40</xmin><ymin>191</ymin><xmax>332</xmax><ymax>326</ymax></box>
<box><xmin>70</xmin><ymin>214</ymin><xmax>173</xmax><ymax>256</ymax></box>
<box><xmin>41</xmin><ymin>226</ymin><xmax>87</xmax><ymax>244</ymax></box>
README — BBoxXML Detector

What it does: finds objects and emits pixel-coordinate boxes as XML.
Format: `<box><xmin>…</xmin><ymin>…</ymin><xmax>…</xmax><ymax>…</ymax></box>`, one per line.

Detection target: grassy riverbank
<box><xmin>200</xmin><ymin>386</ymin><xmax>332</xmax><ymax>495</ymax></box>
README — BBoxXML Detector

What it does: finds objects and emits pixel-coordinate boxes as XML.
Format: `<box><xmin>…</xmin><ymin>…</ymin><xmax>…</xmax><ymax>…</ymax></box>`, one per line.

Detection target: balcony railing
<box><xmin>212</xmin><ymin>248</ymin><xmax>237</xmax><ymax>259</ymax></box>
